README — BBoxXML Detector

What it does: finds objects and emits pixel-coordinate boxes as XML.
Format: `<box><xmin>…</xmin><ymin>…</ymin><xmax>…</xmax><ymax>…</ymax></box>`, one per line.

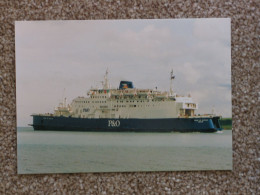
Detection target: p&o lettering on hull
<box><xmin>108</xmin><ymin>120</ymin><xmax>120</xmax><ymax>127</ymax></box>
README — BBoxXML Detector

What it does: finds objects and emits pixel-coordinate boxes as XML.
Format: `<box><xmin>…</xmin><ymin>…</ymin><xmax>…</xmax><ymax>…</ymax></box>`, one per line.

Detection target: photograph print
<box><xmin>16</xmin><ymin>19</ymin><xmax>232</xmax><ymax>174</ymax></box>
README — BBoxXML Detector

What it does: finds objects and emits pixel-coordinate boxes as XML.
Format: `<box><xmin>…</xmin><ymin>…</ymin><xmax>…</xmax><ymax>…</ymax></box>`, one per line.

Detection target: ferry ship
<box><xmin>31</xmin><ymin>70</ymin><xmax>222</xmax><ymax>132</ymax></box>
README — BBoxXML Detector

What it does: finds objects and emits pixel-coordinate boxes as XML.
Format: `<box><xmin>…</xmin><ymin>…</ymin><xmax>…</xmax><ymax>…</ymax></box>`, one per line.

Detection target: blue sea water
<box><xmin>17</xmin><ymin>127</ymin><xmax>232</xmax><ymax>174</ymax></box>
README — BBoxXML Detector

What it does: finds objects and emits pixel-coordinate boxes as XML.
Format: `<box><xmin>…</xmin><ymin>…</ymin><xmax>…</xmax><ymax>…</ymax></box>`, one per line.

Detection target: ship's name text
<box><xmin>108</xmin><ymin>120</ymin><xmax>120</xmax><ymax>127</ymax></box>
<box><xmin>194</xmin><ymin>119</ymin><xmax>208</xmax><ymax>123</ymax></box>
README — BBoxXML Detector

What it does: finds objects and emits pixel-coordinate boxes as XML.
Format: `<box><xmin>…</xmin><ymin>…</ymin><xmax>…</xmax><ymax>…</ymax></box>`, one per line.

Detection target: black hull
<box><xmin>32</xmin><ymin>115</ymin><xmax>222</xmax><ymax>133</ymax></box>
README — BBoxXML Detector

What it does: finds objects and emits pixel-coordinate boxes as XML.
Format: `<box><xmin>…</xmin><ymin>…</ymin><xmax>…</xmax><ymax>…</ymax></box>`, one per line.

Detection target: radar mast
<box><xmin>170</xmin><ymin>69</ymin><xmax>175</xmax><ymax>96</ymax></box>
<box><xmin>103</xmin><ymin>68</ymin><xmax>109</xmax><ymax>89</ymax></box>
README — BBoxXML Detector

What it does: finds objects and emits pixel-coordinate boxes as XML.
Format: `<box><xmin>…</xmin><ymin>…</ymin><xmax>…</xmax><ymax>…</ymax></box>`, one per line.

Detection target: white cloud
<box><xmin>177</xmin><ymin>62</ymin><xmax>201</xmax><ymax>84</ymax></box>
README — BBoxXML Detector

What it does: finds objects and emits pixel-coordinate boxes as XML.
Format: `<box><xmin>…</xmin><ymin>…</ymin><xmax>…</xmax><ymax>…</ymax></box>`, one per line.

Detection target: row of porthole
<box><xmin>90</xmin><ymin>96</ymin><xmax>107</xmax><ymax>98</ymax></box>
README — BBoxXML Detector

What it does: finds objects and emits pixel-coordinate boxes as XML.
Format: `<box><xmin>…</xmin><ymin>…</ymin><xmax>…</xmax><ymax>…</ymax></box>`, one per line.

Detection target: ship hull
<box><xmin>32</xmin><ymin>115</ymin><xmax>222</xmax><ymax>133</ymax></box>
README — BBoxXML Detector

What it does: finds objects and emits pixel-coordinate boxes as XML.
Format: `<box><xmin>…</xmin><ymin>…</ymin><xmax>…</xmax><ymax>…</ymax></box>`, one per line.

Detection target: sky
<box><xmin>15</xmin><ymin>19</ymin><xmax>231</xmax><ymax>127</ymax></box>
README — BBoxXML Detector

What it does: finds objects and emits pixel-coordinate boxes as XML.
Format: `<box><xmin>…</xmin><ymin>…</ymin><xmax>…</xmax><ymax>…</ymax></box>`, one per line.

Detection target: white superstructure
<box><xmin>54</xmin><ymin>70</ymin><xmax>198</xmax><ymax>119</ymax></box>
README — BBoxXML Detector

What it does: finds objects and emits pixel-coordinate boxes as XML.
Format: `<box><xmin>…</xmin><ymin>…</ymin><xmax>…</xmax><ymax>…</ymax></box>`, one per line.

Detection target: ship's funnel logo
<box><xmin>119</xmin><ymin>81</ymin><xmax>134</xmax><ymax>89</ymax></box>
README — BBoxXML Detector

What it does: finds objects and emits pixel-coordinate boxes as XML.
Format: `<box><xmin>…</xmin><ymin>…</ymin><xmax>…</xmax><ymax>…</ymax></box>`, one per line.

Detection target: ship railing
<box><xmin>197</xmin><ymin>114</ymin><xmax>217</xmax><ymax>117</ymax></box>
<box><xmin>154</xmin><ymin>96</ymin><xmax>167</xmax><ymax>99</ymax></box>
<box><xmin>176</xmin><ymin>95</ymin><xmax>190</xmax><ymax>97</ymax></box>
<box><xmin>178</xmin><ymin>115</ymin><xmax>190</xmax><ymax>118</ymax></box>
<box><xmin>178</xmin><ymin>115</ymin><xmax>213</xmax><ymax>118</ymax></box>
<box><xmin>135</xmin><ymin>89</ymin><xmax>152</xmax><ymax>95</ymax></box>
<box><xmin>191</xmin><ymin>114</ymin><xmax>218</xmax><ymax>118</ymax></box>
<box><xmin>31</xmin><ymin>113</ymin><xmax>54</xmax><ymax>116</ymax></box>
<box><xmin>123</xmin><ymin>93</ymin><xmax>135</xmax><ymax>96</ymax></box>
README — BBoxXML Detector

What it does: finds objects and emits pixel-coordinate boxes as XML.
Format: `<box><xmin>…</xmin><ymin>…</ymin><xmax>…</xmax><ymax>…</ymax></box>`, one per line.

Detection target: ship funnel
<box><xmin>119</xmin><ymin>81</ymin><xmax>134</xmax><ymax>89</ymax></box>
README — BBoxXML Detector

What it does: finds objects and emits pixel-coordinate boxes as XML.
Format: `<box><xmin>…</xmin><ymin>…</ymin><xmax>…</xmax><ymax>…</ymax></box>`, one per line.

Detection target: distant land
<box><xmin>220</xmin><ymin>118</ymin><xmax>232</xmax><ymax>130</ymax></box>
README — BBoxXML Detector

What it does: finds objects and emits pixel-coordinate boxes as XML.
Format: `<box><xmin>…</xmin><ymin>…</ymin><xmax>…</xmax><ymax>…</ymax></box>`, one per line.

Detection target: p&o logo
<box><xmin>108</xmin><ymin>120</ymin><xmax>120</xmax><ymax>127</ymax></box>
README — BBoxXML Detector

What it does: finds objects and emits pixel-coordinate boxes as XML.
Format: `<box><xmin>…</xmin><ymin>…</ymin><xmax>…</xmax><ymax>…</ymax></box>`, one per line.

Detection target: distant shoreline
<box><xmin>220</xmin><ymin>118</ymin><xmax>232</xmax><ymax>130</ymax></box>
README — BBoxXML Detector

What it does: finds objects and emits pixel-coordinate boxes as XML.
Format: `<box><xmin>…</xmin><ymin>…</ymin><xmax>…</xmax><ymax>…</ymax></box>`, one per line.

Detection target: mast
<box><xmin>170</xmin><ymin>69</ymin><xmax>175</xmax><ymax>96</ymax></box>
<box><xmin>103</xmin><ymin>68</ymin><xmax>109</xmax><ymax>89</ymax></box>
